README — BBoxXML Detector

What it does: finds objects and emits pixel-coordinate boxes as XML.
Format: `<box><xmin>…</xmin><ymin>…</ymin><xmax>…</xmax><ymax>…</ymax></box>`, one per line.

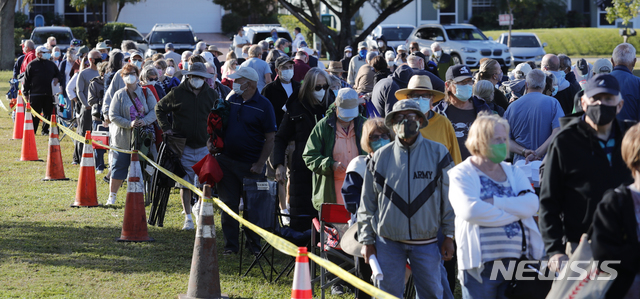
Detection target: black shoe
<box><xmin>102</xmin><ymin>175</ymin><xmax>110</xmax><ymax>183</ymax></box>
<box><xmin>222</xmin><ymin>249</ymin><xmax>237</xmax><ymax>256</ymax></box>
<box><xmin>41</xmin><ymin>131</ymin><xmax>49</xmax><ymax>136</ymax></box>
<box><xmin>331</xmin><ymin>284</ymin><xmax>346</xmax><ymax>296</ymax></box>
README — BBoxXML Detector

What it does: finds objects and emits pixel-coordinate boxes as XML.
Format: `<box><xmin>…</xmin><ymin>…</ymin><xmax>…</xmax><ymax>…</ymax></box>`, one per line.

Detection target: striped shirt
<box><xmin>474</xmin><ymin>169</ymin><xmax>528</xmax><ymax>263</ymax></box>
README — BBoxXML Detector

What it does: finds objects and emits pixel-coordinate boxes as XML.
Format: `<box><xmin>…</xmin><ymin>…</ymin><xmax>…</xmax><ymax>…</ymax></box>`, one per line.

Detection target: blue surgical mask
<box><xmin>101</xmin><ymin>53</ymin><xmax>108</xmax><ymax>60</ymax></box>
<box><xmin>358</xmin><ymin>49</ymin><xmax>367</xmax><ymax>59</ymax></box>
<box><xmin>551</xmin><ymin>86</ymin><xmax>558</xmax><ymax>96</ymax></box>
<box><xmin>133</xmin><ymin>60</ymin><xmax>142</xmax><ymax>69</ymax></box>
<box><xmin>42</xmin><ymin>53</ymin><xmax>51</xmax><ymax>60</ymax></box>
<box><xmin>453</xmin><ymin>84</ymin><xmax>473</xmax><ymax>102</ymax></box>
<box><xmin>412</xmin><ymin>97</ymin><xmax>431</xmax><ymax>114</ymax></box>
<box><xmin>338</xmin><ymin>115</ymin><xmax>355</xmax><ymax>122</ymax></box>
<box><xmin>371</xmin><ymin>138</ymin><xmax>390</xmax><ymax>152</ymax></box>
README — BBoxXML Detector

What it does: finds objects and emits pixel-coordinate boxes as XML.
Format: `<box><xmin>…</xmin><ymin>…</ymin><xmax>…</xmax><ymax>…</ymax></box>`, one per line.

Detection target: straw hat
<box><xmin>395</xmin><ymin>75</ymin><xmax>445</xmax><ymax>102</ymax></box>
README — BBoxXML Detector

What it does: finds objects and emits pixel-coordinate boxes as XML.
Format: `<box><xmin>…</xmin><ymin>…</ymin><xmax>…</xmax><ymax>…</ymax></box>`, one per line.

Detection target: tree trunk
<box><xmin>0</xmin><ymin>0</ymin><xmax>18</xmax><ymax>70</ymax></box>
<box><xmin>115</xmin><ymin>1</ymin><xmax>126</xmax><ymax>22</ymax></box>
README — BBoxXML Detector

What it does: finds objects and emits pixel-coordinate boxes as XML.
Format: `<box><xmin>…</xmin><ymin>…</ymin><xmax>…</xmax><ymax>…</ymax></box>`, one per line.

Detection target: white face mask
<box><xmin>387</xmin><ymin>61</ymin><xmax>396</xmax><ymax>67</ymax></box>
<box><xmin>147</xmin><ymin>80</ymin><xmax>157</xmax><ymax>86</ymax></box>
<box><xmin>123</xmin><ymin>74</ymin><xmax>137</xmax><ymax>85</ymax></box>
<box><xmin>233</xmin><ymin>82</ymin><xmax>245</xmax><ymax>95</ymax></box>
<box><xmin>434</xmin><ymin>50</ymin><xmax>442</xmax><ymax>57</ymax></box>
<box><xmin>345</xmin><ymin>52</ymin><xmax>352</xmax><ymax>58</ymax></box>
<box><xmin>280</xmin><ymin>69</ymin><xmax>294</xmax><ymax>82</ymax></box>
<box><xmin>190</xmin><ymin>77</ymin><xmax>204</xmax><ymax>89</ymax></box>
<box><xmin>377</xmin><ymin>41</ymin><xmax>384</xmax><ymax>47</ymax></box>
<box><xmin>313</xmin><ymin>89</ymin><xmax>325</xmax><ymax>102</ymax></box>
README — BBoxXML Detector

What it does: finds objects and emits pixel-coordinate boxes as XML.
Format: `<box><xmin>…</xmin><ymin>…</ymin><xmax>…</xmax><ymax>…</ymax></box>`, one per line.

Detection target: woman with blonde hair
<box><xmin>448</xmin><ymin>112</ymin><xmax>543</xmax><ymax>298</ymax></box>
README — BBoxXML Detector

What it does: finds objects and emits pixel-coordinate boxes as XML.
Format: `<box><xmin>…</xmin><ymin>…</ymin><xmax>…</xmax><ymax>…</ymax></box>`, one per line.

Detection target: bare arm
<box><xmin>264</xmin><ymin>73</ymin><xmax>272</xmax><ymax>85</ymax></box>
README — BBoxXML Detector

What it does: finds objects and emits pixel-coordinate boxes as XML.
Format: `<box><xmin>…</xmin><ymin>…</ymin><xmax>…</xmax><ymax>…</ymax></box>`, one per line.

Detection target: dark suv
<box><xmin>30</xmin><ymin>26</ymin><xmax>75</xmax><ymax>53</ymax></box>
<box><xmin>146</xmin><ymin>23</ymin><xmax>199</xmax><ymax>54</ymax></box>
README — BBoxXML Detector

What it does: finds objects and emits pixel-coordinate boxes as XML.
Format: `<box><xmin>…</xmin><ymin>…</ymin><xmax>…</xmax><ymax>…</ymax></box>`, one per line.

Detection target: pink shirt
<box><xmin>332</xmin><ymin>122</ymin><xmax>358</xmax><ymax>204</ymax></box>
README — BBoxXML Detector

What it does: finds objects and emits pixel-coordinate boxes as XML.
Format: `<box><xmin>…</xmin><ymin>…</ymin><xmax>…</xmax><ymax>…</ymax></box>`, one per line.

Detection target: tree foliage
<box><xmin>606</xmin><ymin>0</ymin><xmax>640</xmax><ymax>26</ymax></box>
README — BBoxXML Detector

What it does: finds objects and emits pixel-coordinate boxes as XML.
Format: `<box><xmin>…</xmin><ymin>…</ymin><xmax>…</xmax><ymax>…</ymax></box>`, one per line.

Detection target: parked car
<box><xmin>497</xmin><ymin>32</ymin><xmax>547</xmax><ymax>66</ymax></box>
<box><xmin>30</xmin><ymin>26</ymin><xmax>74</xmax><ymax>53</ymax></box>
<box><xmin>365</xmin><ymin>24</ymin><xmax>416</xmax><ymax>50</ymax></box>
<box><xmin>146</xmin><ymin>23</ymin><xmax>199</xmax><ymax>54</ymax></box>
<box><xmin>229</xmin><ymin>24</ymin><xmax>293</xmax><ymax>51</ymax></box>
<box><xmin>405</xmin><ymin>24</ymin><xmax>511</xmax><ymax>69</ymax></box>
<box><xmin>122</xmin><ymin>27</ymin><xmax>149</xmax><ymax>53</ymax></box>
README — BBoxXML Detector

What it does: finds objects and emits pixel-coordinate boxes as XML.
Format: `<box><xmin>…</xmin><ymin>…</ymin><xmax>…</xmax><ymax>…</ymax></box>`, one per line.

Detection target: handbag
<box><xmin>504</xmin><ymin>220</ymin><xmax>553</xmax><ymax>299</ymax></box>
<box><xmin>544</xmin><ymin>232</ymin><xmax>614</xmax><ymax>299</ymax></box>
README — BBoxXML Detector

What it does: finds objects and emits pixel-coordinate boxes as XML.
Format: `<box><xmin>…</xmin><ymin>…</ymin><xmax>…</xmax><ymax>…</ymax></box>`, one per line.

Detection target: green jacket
<box><xmin>155</xmin><ymin>80</ymin><xmax>218</xmax><ymax>148</ymax></box>
<box><xmin>302</xmin><ymin>105</ymin><xmax>367</xmax><ymax>211</ymax></box>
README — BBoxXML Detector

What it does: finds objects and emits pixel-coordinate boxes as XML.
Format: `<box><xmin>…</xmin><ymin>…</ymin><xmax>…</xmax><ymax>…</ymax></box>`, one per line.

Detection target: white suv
<box><xmin>406</xmin><ymin>24</ymin><xmax>511</xmax><ymax>68</ymax></box>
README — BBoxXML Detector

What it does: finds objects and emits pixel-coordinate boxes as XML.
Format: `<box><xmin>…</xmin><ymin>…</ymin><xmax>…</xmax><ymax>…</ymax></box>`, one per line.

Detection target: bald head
<box><xmin>541</xmin><ymin>54</ymin><xmax>560</xmax><ymax>71</ymax></box>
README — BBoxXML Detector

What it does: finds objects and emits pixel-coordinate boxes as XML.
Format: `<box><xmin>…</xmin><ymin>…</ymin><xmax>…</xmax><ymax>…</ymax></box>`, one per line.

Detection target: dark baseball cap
<box><xmin>584</xmin><ymin>74</ymin><xmax>620</xmax><ymax>98</ymax></box>
<box><xmin>275</xmin><ymin>56</ymin><xmax>294</xmax><ymax>69</ymax></box>
<box><xmin>410</xmin><ymin>51</ymin><xmax>426</xmax><ymax>61</ymax></box>
<box><xmin>446</xmin><ymin>65</ymin><xmax>473</xmax><ymax>82</ymax></box>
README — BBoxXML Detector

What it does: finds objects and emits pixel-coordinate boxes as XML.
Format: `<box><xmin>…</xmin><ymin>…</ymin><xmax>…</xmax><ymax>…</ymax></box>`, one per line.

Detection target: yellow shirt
<box><xmin>420</xmin><ymin>112</ymin><xmax>463</xmax><ymax>165</ymax></box>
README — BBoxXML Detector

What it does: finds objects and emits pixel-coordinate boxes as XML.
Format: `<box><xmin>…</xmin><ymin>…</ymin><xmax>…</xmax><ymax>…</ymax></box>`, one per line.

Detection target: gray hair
<box><xmin>181</xmin><ymin>51</ymin><xmax>193</xmax><ymax>60</ymax></box>
<box><xmin>24</xmin><ymin>40</ymin><xmax>35</xmax><ymax>50</ymax></box>
<box><xmin>430</xmin><ymin>42</ymin><xmax>441</xmax><ymax>51</ymax></box>
<box><xmin>526</xmin><ymin>69</ymin><xmax>547</xmax><ymax>90</ymax></box>
<box><xmin>258</xmin><ymin>40</ymin><xmax>269</xmax><ymax>51</ymax></box>
<box><xmin>558</xmin><ymin>54</ymin><xmax>571</xmax><ymax>71</ymax></box>
<box><xmin>407</xmin><ymin>55</ymin><xmax>423</xmax><ymax>69</ymax></box>
<box><xmin>204</xmin><ymin>61</ymin><xmax>216</xmax><ymax>75</ymax></box>
<box><xmin>613</xmin><ymin>43</ymin><xmax>636</xmax><ymax>66</ymax></box>
<box><xmin>121</xmin><ymin>40</ymin><xmax>137</xmax><ymax>52</ymax></box>
<box><xmin>139</xmin><ymin>65</ymin><xmax>158</xmax><ymax>83</ymax></box>
<box><xmin>196</xmin><ymin>41</ymin><xmax>207</xmax><ymax>52</ymax></box>
<box><xmin>249</xmin><ymin>45</ymin><xmax>262</xmax><ymax>58</ymax></box>
<box><xmin>275</xmin><ymin>38</ymin><xmax>287</xmax><ymax>49</ymax></box>
<box><xmin>473</xmin><ymin>80</ymin><xmax>495</xmax><ymax>102</ymax></box>
<box><xmin>266</xmin><ymin>49</ymin><xmax>281</xmax><ymax>63</ymax></box>
<box><xmin>366</xmin><ymin>51</ymin><xmax>377</xmax><ymax>63</ymax></box>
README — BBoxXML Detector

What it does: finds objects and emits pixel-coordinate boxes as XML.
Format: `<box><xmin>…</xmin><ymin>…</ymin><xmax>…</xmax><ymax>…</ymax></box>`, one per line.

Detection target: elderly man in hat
<box><xmin>23</xmin><ymin>45</ymin><xmax>62</xmax><ymax>135</ymax></box>
<box><xmin>215</xmin><ymin>66</ymin><xmax>277</xmax><ymax>254</ymax></box>
<box><xmin>156</xmin><ymin>62</ymin><xmax>219</xmax><ymax>230</ymax></box>
<box><xmin>347</xmin><ymin>41</ymin><xmax>370</xmax><ymax>86</ymax></box>
<box><xmin>358</xmin><ymin>99</ymin><xmax>455</xmax><ymax>298</ymax></box>
<box><xmin>540</xmin><ymin>73</ymin><xmax>633</xmax><ymax>274</ymax></box>
<box><xmin>327</xmin><ymin>61</ymin><xmax>351</xmax><ymax>89</ymax></box>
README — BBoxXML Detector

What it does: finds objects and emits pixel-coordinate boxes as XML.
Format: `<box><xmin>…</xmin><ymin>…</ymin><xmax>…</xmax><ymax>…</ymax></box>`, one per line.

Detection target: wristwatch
<box><xmin>521</xmin><ymin>149</ymin><xmax>527</xmax><ymax>156</ymax></box>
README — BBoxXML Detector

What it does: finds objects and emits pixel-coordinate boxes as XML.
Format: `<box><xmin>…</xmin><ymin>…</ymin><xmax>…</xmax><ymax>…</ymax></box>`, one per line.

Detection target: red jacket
<box><xmin>20</xmin><ymin>50</ymin><xmax>36</xmax><ymax>74</ymax></box>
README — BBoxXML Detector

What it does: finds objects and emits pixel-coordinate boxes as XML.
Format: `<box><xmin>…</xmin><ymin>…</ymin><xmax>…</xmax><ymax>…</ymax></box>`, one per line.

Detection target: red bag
<box><xmin>192</xmin><ymin>154</ymin><xmax>223</xmax><ymax>185</ymax></box>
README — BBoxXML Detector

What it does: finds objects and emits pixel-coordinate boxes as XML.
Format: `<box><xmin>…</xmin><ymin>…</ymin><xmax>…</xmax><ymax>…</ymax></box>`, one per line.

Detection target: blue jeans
<box><xmin>376</xmin><ymin>236</ymin><xmax>443</xmax><ymax>298</ymax></box>
<box><xmin>461</xmin><ymin>260</ymin><xmax>512</xmax><ymax>299</ymax></box>
<box><xmin>93</xmin><ymin>121</ymin><xmax>107</xmax><ymax>171</ymax></box>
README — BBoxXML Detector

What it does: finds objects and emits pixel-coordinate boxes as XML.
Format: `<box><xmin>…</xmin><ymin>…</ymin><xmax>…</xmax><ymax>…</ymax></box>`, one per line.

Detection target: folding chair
<box><xmin>310</xmin><ymin>203</ymin><xmax>356</xmax><ymax>298</ymax></box>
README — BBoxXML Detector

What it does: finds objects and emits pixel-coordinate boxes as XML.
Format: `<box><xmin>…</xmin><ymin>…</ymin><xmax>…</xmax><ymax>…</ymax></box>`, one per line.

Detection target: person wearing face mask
<box><xmin>262</xmin><ymin>56</ymin><xmax>300</xmax><ymax>127</ymax></box>
<box><xmin>503</xmin><ymin>70</ymin><xmax>564</xmax><ymax>164</ymax></box>
<box><xmin>430</xmin><ymin>42</ymin><xmax>454</xmax><ymax>81</ymax></box>
<box><xmin>275</xmin><ymin>37</ymin><xmax>290</xmax><ymax>58</ymax></box>
<box><xmin>542</xmin><ymin>71</ymin><xmax>558</xmax><ymax>97</ymax></box>
<box><xmin>155</xmin><ymin>62</ymin><xmax>218</xmax><ymax>230</ymax></box>
<box><xmin>129</xmin><ymin>51</ymin><xmax>144</xmax><ymax>71</ymax></box>
<box><xmin>70</xmin><ymin>46</ymin><xmax>90</xmax><ymax>78</ymax></box>
<box><xmin>433</xmin><ymin>65</ymin><xmax>495</xmax><ymax>160</ymax></box>
<box><xmin>73</xmin><ymin>50</ymin><xmax>103</xmax><ymax>163</ymax></box>
<box><xmin>107</xmin><ymin>63</ymin><xmax>157</xmax><ymax>206</ymax></box>
<box><xmin>96</xmin><ymin>42</ymin><xmax>111</xmax><ymax>62</ymax></box>
<box><xmin>375</xmin><ymin>36</ymin><xmax>395</xmax><ymax>58</ymax></box>
<box><xmin>233</xmin><ymin>26</ymin><xmax>251</xmax><ymax>58</ymax></box>
<box><xmin>448</xmin><ymin>112</ymin><xmax>543</xmax><ymax>299</ymax></box>
<box><xmin>542</xmin><ymin>54</ymin><xmax>580</xmax><ymax>116</ymax></box>
<box><xmin>540</xmin><ymin>74</ymin><xmax>634</xmax><ymax>276</ymax></box>
<box><xmin>213</xmin><ymin>66</ymin><xmax>276</xmax><ymax>254</ymax></box>
<box><xmin>573</xmin><ymin>58</ymin><xmax>593</xmax><ymax>89</ymax></box>
<box><xmin>326</xmin><ymin>61</ymin><xmax>351</xmax><ymax>89</ymax></box>
<box><xmin>273</xmin><ymin>68</ymin><xmax>335</xmax><ymax>231</ymax></box>
<box><xmin>347</xmin><ymin>42</ymin><xmax>369</xmax><ymax>87</ymax></box>
<box><xmin>340</xmin><ymin>46</ymin><xmax>353</xmax><ymax>80</ymax></box>
<box><xmin>50</xmin><ymin>46</ymin><xmax>62</xmax><ymax>67</ymax></box>
<box><xmin>354</xmin><ymin>52</ymin><xmax>377</xmax><ymax>94</ymax></box>
<box><xmin>46</xmin><ymin>36</ymin><xmax>57</xmax><ymax>50</ymax></box>
<box><xmin>476</xmin><ymin>59</ymin><xmax>510</xmax><ymax>111</ymax></box>
<box><xmin>180</xmin><ymin>50</ymin><xmax>192</xmax><ymax>72</ymax></box>
<box><xmin>385</xmin><ymin>51</ymin><xmax>397</xmax><ymax>73</ymax></box>
<box><xmin>240</xmin><ymin>45</ymin><xmax>273</xmax><ymax>92</ymax></box>
<box><xmin>358</xmin><ymin>99</ymin><xmax>455</xmax><ymax>299</ymax></box>
<box><xmin>23</xmin><ymin>45</ymin><xmax>62</xmax><ymax>135</ymax></box>
<box><xmin>303</xmin><ymin>88</ymin><xmax>366</xmax><ymax>211</ymax></box>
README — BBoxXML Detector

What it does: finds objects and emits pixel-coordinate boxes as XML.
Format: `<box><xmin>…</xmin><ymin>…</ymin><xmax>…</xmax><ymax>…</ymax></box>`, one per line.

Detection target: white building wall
<box><xmin>117</xmin><ymin>0</ymin><xmax>224</xmax><ymax>33</ymax></box>
<box><xmin>360</xmin><ymin>1</ymin><xmax>419</xmax><ymax>31</ymax></box>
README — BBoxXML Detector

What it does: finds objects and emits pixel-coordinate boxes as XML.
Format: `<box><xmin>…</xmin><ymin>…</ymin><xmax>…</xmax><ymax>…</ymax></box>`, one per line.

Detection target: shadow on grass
<box><xmin>0</xmin><ymin>221</ymin><xmax>194</xmax><ymax>274</ymax></box>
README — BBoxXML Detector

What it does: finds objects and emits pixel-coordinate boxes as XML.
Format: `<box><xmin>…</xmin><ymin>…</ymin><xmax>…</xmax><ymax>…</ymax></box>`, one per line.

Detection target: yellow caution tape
<box><xmin>25</xmin><ymin>109</ymin><xmax>398</xmax><ymax>299</ymax></box>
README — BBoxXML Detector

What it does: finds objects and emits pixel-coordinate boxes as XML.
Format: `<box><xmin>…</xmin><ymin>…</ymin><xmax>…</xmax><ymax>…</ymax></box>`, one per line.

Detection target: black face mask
<box><xmin>93</xmin><ymin>58</ymin><xmax>102</xmax><ymax>64</ymax></box>
<box><xmin>586</xmin><ymin>104</ymin><xmax>617</xmax><ymax>126</ymax></box>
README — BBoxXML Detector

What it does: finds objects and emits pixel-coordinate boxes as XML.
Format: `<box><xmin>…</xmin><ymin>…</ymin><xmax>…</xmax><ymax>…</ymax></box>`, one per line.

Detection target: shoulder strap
<box><xmin>126</xmin><ymin>89</ymin><xmax>142</xmax><ymax>115</ymax></box>
<box><xmin>518</xmin><ymin>220</ymin><xmax>527</xmax><ymax>255</ymax></box>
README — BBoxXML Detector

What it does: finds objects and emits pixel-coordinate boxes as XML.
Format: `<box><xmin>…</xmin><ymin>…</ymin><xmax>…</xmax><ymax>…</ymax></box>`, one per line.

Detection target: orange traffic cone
<box><xmin>179</xmin><ymin>184</ymin><xmax>228</xmax><ymax>299</ymax></box>
<box><xmin>12</xmin><ymin>94</ymin><xmax>24</xmax><ymax>139</ymax></box>
<box><xmin>291</xmin><ymin>247</ymin><xmax>313</xmax><ymax>299</ymax></box>
<box><xmin>116</xmin><ymin>152</ymin><xmax>154</xmax><ymax>242</ymax></box>
<box><xmin>43</xmin><ymin>114</ymin><xmax>69</xmax><ymax>181</ymax></box>
<box><xmin>20</xmin><ymin>103</ymin><xmax>42</xmax><ymax>162</ymax></box>
<box><xmin>71</xmin><ymin>131</ymin><xmax>100</xmax><ymax>207</ymax></box>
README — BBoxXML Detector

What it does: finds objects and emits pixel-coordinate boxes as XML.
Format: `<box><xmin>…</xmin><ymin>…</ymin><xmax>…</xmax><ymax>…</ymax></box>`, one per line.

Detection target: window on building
<box><xmin>472</xmin><ymin>0</ymin><xmax>493</xmax><ymax>15</ymax></box>
<box><xmin>31</xmin><ymin>0</ymin><xmax>55</xmax><ymax>15</ymax></box>
<box><xmin>64</xmin><ymin>0</ymin><xmax>105</xmax><ymax>26</ymax></box>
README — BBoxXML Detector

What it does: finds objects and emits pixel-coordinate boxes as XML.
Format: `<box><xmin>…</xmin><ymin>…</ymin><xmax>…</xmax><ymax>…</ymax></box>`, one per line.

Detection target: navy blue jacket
<box><xmin>611</xmin><ymin>65</ymin><xmax>640</xmax><ymax>122</ymax></box>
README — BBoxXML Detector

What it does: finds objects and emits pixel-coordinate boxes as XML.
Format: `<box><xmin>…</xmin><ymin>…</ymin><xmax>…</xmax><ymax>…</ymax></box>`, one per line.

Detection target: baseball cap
<box><xmin>165</xmin><ymin>42</ymin><xmax>174</xmax><ymax>50</ymax></box>
<box><xmin>77</xmin><ymin>46</ymin><xmax>89</xmax><ymax>55</ymax></box>
<box><xmin>299</xmin><ymin>41</ymin><xmax>308</xmax><ymax>48</ymax></box>
<box><xmin>397</xmin><ymin>45</ymin><xmax>407</xmax><ymax>52</ymax></box>
<box><xmin>70</xmin><ymin>39</ymin><xmax>82</xmax><ymax>46</ymax></box>
<box><xmin>344</xmin><ymin>46</ymin><xmax>353</xmax><ymax>52</ymax></box>
<box><xmin>35</xmin><ymin>46</ymin><xmax>50</xmax><ymax>53</ymax></box>
<box><xmin>385</xmin><ymin>100</ymin><xmax>428</xmax><ymax>129</ymax></box>
<box><xmin>593</xmin><ymin>58</ymin><xmax>613</xmax><ymax>75</ymax></box>
<box><xmin>584</xmin><ymin>74</ymin><xmax>620</xmax><ymax>98</ymax></box>
<box><xmin>446</xmin><ymin>65</ymin><xmax>473</xmax><ymax>82</ymax></box>
<box><xmin>357</xmin><ymin>41</ymin><xmax>367</xmax><ymax>49</ymax></box>
<box><xmin>514</xmin><ymin>63</ymin><xmax>532</xmax><ymax>77</ymax></box>
<box><xmin>228</xmin><ymin>66</ymin><xmax>259</xmax><ymax>82</ymax></box>
<box><xmin>275</xmin><ymin>56</ymin><xmax>294</xmax><ymax>69</ymax></box>
<box><xmin>576</xmin><ymin>58</ymin><xmax>589</xmax><ymax>76</ymax></box>
<box><xmin>335</xmin><ymin>88</ymin><xmax>360</xmax><ymax>119</ymax></box>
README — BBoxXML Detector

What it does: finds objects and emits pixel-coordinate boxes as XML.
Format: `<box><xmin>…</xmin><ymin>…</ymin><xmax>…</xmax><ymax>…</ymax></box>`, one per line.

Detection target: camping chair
<box><xmin>239</xmin><ymin>180</ymin><xmax>312</xmax><ymax>282</ymax></box>
<box><xmin>56</xmin><ymin>94</ymin><xmax>76</xmax><ymax>141</ymax></box>
<box><xmin>310</xmin><ymin>203</ymin><xmax>356</xmax><ymax>298</ymax></box>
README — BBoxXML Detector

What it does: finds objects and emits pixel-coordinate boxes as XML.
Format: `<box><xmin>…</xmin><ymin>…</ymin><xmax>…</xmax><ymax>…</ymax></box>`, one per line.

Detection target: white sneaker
<box><xmin>182</xmin><ymin>219</ymin><xmax>194</xmax><ymax>230</ymax></box>
<box><xmin>239</xmin><ymin>199</ymin><xmax>244</xmax><ymax>211</ymax></box>
<box><xmin>281</xmin><ymin>209</ymin><xmax>290</xmax><ymax>226</ymax></box>
<box><xmin>96</xmin><ymin>169</ymin><xmax>103</xmax><ymax>174</ymax></box>
<box><xmin>106</xmin><ymin>196</ymin><xmax>116</xmax><ymax>205</ymax></box>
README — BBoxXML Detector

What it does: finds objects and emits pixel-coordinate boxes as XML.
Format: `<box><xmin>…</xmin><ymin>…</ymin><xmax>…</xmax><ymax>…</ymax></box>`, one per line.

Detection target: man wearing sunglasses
<box><xmin>216</xmin><ymin>67</ymin><xmax>277</xmax><ymax>255</ymax></box>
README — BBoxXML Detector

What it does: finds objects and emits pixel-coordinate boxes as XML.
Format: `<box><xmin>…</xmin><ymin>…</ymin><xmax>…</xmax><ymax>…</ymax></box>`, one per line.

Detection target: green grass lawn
<box><xmin>483</xmin><ymin>28</ymin><xmax>639</xmax><ymax>57</ymax></box>
<box><xmin>0</xmin><ymin>70</ymin><xmax>336</xmax><ymax>298</ymax></box>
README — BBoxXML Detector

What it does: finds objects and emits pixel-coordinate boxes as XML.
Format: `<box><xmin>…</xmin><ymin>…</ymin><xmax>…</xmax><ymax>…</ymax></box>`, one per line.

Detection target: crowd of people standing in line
<box><xmin>14</xmin><ymin>30</ymin><xmax>640</xmax><ymax>299</ymax></box>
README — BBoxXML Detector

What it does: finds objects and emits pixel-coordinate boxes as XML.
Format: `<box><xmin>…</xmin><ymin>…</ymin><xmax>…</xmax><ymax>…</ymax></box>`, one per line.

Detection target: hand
<box><xmin>206</xmin><ymin>137</ymin><xmax>221</xmax><ymax>155</ymax></box>
<box><xmin>275</xmin><ymin>165</ymin><xmax>286</xmax><ymax>183</ymax></box>
<box><xmin>164</xmin><ymin>129</ymin><xmax>174</xmax><ymax>136</ymax></box>
<box><xmin>522</xmin><ymin>149</ymin><xmax>535</xmax><ymax>158</ymax></box>
<box><xmin>103</xmin><ymin>117</ymin><xmax>110</xmax><ymax>126</ymax></box>
<box><xmin>441</xmin><ymin>237</ymin><xmax>455</xmax><ymax>261</ymax></box>
<box><xmin>525</xmin><ymin>153</ymin><xmax>538</xmax><ymax>163</ymax></box>
<box><xmin>361</xmin><ymin>244</ymin><xmax>377</xmax><ymax>264</ymax></box>
<box><xmin>130</xmin><ymin>119</ymin><xmax>142</xmax><ymax>128</ymax></box>
<box><xmin>548</xmin><ymin>253</ymin><xmax>569</xmax><ymax>273</ymax></box>
<box><xmin>250</xmin><ymin>163</ymin><xmax>263</xmax><ymax>174</ymax></box>
<box><xmin>332</xmin><ymin>162</ymin><xmax>346</xmax><ymax>172</ymax></box>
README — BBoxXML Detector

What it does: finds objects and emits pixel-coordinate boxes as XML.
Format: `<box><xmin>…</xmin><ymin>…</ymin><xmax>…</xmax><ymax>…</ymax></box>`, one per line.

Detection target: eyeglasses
<box><xmin>314</xmin><ymin>84</ymin><xmax>329</xmax><ymax>91</ymax></box>
<box><xmin>369</xmin><ymin>133</ymin><xmax>390</xmax><ymax>142</ymax></box>
<box><xmin>408</xmin><ymin>93</ymin><xmax>434</xmax><ymax>99</ymax></box>
<box><xmin>393</xmin><ymin>113</ymin><xmax>418</xmax><ymax>122</ymax></box>
<box><xmin>122</xmin><ymin>72</ymin><xmax>136</xmax><ymax>76</ymax></box>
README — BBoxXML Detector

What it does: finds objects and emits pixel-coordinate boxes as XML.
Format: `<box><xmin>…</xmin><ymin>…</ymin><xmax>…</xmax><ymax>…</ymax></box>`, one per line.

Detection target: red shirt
<box><xmin>20</xmin><ymin>50</ymin><xmax>36</xmax><ymax>74</ymax></box>
<box><xmin>293</xmin><ymin>59</ymin><xmax>311</xmax><ymax>83</ymax></box>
